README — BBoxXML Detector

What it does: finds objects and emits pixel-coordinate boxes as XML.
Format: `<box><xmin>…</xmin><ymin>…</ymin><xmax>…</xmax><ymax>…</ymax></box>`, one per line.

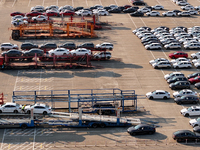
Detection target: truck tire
<box><xmin>21</xmin><ymin>124</ymin><xmax>27</xmax><ymax>129</ymax></box>
<box><xmin>92</xmin><ymin>123</ymin><xmax>98</xmax><ymax>128</ymax></box>
<box><xmin>100</xmin><ymin>123</ymin><xmax>106</xmax><ymax>128</ymax></box>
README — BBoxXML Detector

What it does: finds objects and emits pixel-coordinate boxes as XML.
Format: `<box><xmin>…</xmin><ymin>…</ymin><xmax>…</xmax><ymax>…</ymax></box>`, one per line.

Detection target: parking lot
<box><xmin>1</xmin><ymin>0</ymin><xmax>200</xmax><ymax>149</ymax></box>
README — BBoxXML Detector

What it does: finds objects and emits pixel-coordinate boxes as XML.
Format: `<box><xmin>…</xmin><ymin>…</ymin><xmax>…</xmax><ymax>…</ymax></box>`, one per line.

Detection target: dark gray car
<box><xmin>169</xmin><ymin>81</ymin><xmax>190</xmax><ymax>90</ymax></box>
<box><xmin>174</xmin><ymin>95</ymin><xmax>199</xmax><ymax>104</ymax></box>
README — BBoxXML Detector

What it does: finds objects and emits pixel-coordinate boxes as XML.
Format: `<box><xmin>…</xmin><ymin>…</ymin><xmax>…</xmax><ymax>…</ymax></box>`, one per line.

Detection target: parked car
<box><xmin>149</xmin><ymin>58</ymin><xmax>169</xmax><ymax>65</ymax></box>
<box><xmin>162</xmin><ymin>11</ymin><xmax>176</xmax><ymax>16</ymax></box>
<box><xmin>181</xmin><ymin>5</ymin><xmax>194</xmax><ymax>10</ymax></box>
<box><xmin>130</xmin><ymin>11</ymin><xmax>144</xmax><ymax>16</ymax></box>
<box><xmin>30</xmin><ymin>5</ymin><xmax>45</xmax><ymax>12</ymax></box>
<box><xmin>169</xmin><ymin>81</ymin><xmax>190</xmax><ymax>90</ymax></box>
<box><xmin>48</xmin><ymin>48</ymin><xmax>70</xmax><ymax>56</ymax></box>
<box><xmin>191</xmin><ymin>52</ymin><xmax>200</xmax><ymax>59</ymax></box>
<box><xmin>195</xmin><ymin>82</ymin><xmax>200</xmax><ymax>89</ymax></box>
<box><xmin>173</xmin><ymin>89</ymin><xmax>197</xmax><ymax>98</ymax></box>
<box><xmin>188</xmin><ymin>72</ymin><xmax>200</xmax><ymax>79</ymax></box>
<box><xmin>24</xmin><ymin>103</ymin><xmax>52</xmax><ymax>115</ymax></box>
<box><xmin>138</xmin><ymin>7</ymin><xmax>151</xmax><ymax>13</ymax></box>
<box><xmin>1</xmin><ymin>43</ymin><xmax>18</xmax><ymax>50</ymax></box>
<box><xmin>0</xmin><ymin>103</ymin><xmax>22</xmax><ymax>113</ymax></box>
<box><xmin>146</xmin><ymin>90</ymin><xmax>170</xmax><ymax>99</ymax></box>
<box><xmin>170</xmin><ymin>57</ymin><xmax>190</xmax><ymax>64</ymax></box>
<box><xmin>146</xmin><ymin>11</ymin><xmax>160</xmax><ymax>16</ymax></box>
<box><xmin>145</xmin><ymin>43</ymin><xmax>162</xmax><ymax>50</ymax></box>
<box><xmin>12</xmin><ymin>15</ymin><xmax>28</xmax><ymax>21</ymax></box>
<box><xmin>95</xmin><ymin>10</ymin><xmax>109</xmax><ymax>16</ymax></box>
<box><xmin>77</xmin><ymin>42</ymin><xmax>94</xmax><ymax>49</ymax></box>
<box><xmin>173</xmin><ymin>10</ymin><xmax>182</xmax><ymax>14</ymax></box>
<box><xmin>1</xmin><ymin>49</ymin><xmax>23</xmax><ymax>57</ymax></box>
<box><xmin>164</xmin><ymin>43</ymin><xmax>181</xmax><ymax>49</ymax></box>
<box><xmin>164</xmin><ymin>72</ymin><xmax>184</xmax><ymax>80</ymax></box>
<box><xmin>184</xmin><ymin>43</ymin><xmax>200</xmax><ymax>49</ymax></box>
<box><xmin>39</xmin><ymin>43</ymin><xmax>57</xmax><ymax>51</ymax></box>
<box><xmin>11</xmin><ymin>19</ymin><xmax>28</xmax><ymax>26</ymax></box>
<box><xmin>123</xmin><ymin>7</ymin><xmax>137</xmax><ymax>13</ymax></box>
<box><xmin>176</xmin><ymin>1</ymin><xmax>189</xmax><ymax>6</ymax></box>
<box><xmin>23</xmin><ymin>49</ymin><xmax>44</xmax><ymax>56</ymax></box>
<box><xmin>58</xmin><ymin>42</ymin><xmax>76</xmax><ymax>49</ymax></box>
<box><xmin>152</xmin><ymin>5</ymin><xmax>164</xmax><ymax>10</ymax></box>
<box><xmin>167</xmin><ymin>76</ymin><xmax>188</xmax><ymax>84</ymax></box>
<box><xmin>70</xmin><ymin>48</ymin><xmax>91</xmax><ymax>56</ymax></box>
<box><xmin>182</xmin><ymin>106</ymin><xmax>200</xmax><ymax>118</ymax></box>
<box><xmin>21</xmin><ymin>42</ymin><xmax>38</xmax><ymax>50</ymax></box>
<box><xmin>172</xmin><ymin>130</ymin><xmax>200</xmax><ymax>142</ymax></box>
<box><xmin>189</xmin><ymin>10</ymin><xmax>198</xmax><ymax>15</ymax></box>
<box><xmin>169</xmin><ymin>51</ymin><xmax>188</xmax><ymax>59</ymax></box>
<box><xmin>173</xmin><ymin>61</ymin><xmax>192</xmax><ymax>69</ymax></box>
<box><xmin>132</xmin><ymin>1</ymin><xmax>146</xmax><ymax>5</ymax></box>
<box><xmin>43</xmin><ymin>11</ymin><xmax>60</xmax><ymax>17</ymax></box>
<box><xmin>174</xmin><ymin>95</ymin><xmax>199</xmax><ymax>104</ymax></box>
<box><xmin>108</xmin><ymin>8</ymin><xmax>121</xmax><ymax>13</ymax></box>
<box><xmin>93</xmin><ymin>52</ymin><xmax>111</xmax><ymax>59</ymax></box>
<box><xmin>194</xmin><ymin>62</ymin><xmax>200</xmax><ymax>68</ymax></box>
<box><xmin>178</xmin><ymin>11</ymin><xmax>190</xmax><ymax>16</ymax></box>
<box><xmin>60</xmin><ymin>10</ymin><xmax>75</xmax><ymax>16</ymax></box>
<box><xmin>127</xmin><ymin>124</ymin><xmax>155</xmax><ymax>135</ymax></box>
<box><xmin>75</xmin><ymin>10</ymin><xmax>92</xmax><ymax>16</ymax></box>
<box><xmin>10</xmin><ymin>12</ymin><xmax>25</xmax><ymax>16</ymax></box>
<box><xmin>152</xmin><ymin>61</ymin><xmax>171</xmax><ymax>69</ymax></box>
<box><xmin>189</xmin><ymin>76</ymin><xmax>200</xmax><ymax>84</ymax></box>
<box><xmin>96</xmin><ymin>42</ymin><xmax>113</xmax><ymax>50</ymax></box>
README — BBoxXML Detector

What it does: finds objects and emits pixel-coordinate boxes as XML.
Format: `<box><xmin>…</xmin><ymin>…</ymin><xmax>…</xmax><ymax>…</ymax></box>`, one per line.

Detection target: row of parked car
<box><xmin>0</xmin><ymin>42</ymin><xmax>114</xmax><ymax>51</ymax></box>
<box><xmin>134</xmin><ymin>26</ymin><xmax>200</xmax><ymax>50</ymax></box>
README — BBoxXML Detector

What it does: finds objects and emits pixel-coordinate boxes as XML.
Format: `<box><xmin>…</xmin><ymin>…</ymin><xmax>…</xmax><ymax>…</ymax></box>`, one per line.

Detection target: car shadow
<box><xmin>131</xmin><ymin>132</ymin><xmax>168</xmax><ymax>140</ymax></box>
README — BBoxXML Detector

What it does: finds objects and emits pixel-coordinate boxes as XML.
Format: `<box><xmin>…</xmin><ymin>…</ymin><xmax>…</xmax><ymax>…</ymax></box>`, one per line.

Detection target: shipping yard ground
<box><xmin>0</xmin><ymin>0</ymin><xmax>200</xmax><ymax>149</ymax></box>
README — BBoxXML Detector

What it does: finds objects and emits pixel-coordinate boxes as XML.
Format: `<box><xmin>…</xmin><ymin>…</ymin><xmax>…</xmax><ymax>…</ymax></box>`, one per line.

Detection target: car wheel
<box><xmin>63</xmin><ymin>53</ymin><xmax>66</xmax><ymax>55</ymax></box>
<box><xmin>172</xmin><ymin>56</ymin><xmax>175</xmax><ymax>59</ymax></box>
<box><xmin>154</xmin><ymin>66</ymin><xmax>158</xmax><ymax>69</ymax></box>
<box><xmin>0</xmin><ymin>110</ymin><xmax>2</xmax><ymax>113</ymax></box>
<box><xmin>104</xmin><ymin>14</ymin><xmax>106</xmax><ymax>16</ymax></box>
<box><xmin>194</xmin><ymin>124</ymin><xmax>198</xmax><ymax>127</ymax></box>
<box><xmin>149</xmin><ymin>96</ymin><xmax>153</xmax><ymax>100</ymax></box>
<box><xmin>130</xmin><ymin>132</ymin><xmax>136</xmax><ymax>136</ymax></box>
<box><xmin>92</xmin><ymin>123</ymin><xmax>98</xmax><ymax>128</ymax></box>
<box><xmin>107</xmin><ymin>56</ymin><xmax>111</xmax><ymax>60</ymax></box>
<box><xmin>21</xmin><ymin>124</ymin><xmax>27</xmax><ymax>129</ymax></box>
<box><xmin>156</xmin><ymin>14</ymin><xmax>159</xmax><ymax>16</ymax></box>
<box><xmin>1</xmin><ymin>48</ymin><xmax>4</xmax><ymax>51</ymax></box>
<box><xmin>43</xmin><ymin>19</ymin><xmax>45</xmax><ymax>21</ymax></box>
<box><xmin>184</xmin><ymin>113</ymin><xmax>189</xmax><ymax>117</ymax></box>
<box><xmin>167</xmin><ymin>66</ymin><xmax>171</xmax><ymax>69</ymax></box>
<box><xmin>149</xmin><ymin>131</ymin><xmax>154</xmax><ymax>134</ymax></box>
<box><xmin>195</xmin><ymin>56</ymin><xmax>198</xmax><ymax>59</ymax></box>
<box><xmin>163</xmin><ymin>96</ymin><xmax>167</xmax><ymax>99</ymax></box>
<box><xmin>27</xmin><ymin>110</ymin><xmax>31</xmax><ymax>114</ymax></box>
<box><xmin>43</xmin><ymin>111</ymin><xmax>47</xmax><ymax>115</ymax></box>
<box><xmin>14</xmin><ymin>110</ymin><xmax>18</xmax><ymax>113</ymax></box>
<box><xmin>177</xmin><ymin>101</ymin><xmax>181</xmax><ymax>105</ymax></box>
<box><xmin>176</xmin><ymin>66</ymin><xmax>179</xmax><ymax>69</ymax></box>
<box><xmin>192</xmin><ymin>101</ymin><xmax>197</xmax><ymax>104</ymax></box>
<box><xmin>109</xmin><ymin>47</ymin><xmax>112</xmax><ymax>50</ymax></box>
<box><xmin>51</xmin><ymin>53</ymin><xmax>54</xmax><ymax>56</ymax></box>
<box><xmin>100</xmin><ymin>123</ymin><xmax>106</xmax><ymax>128</ymax></box>
<box><xmin>173</xmin><ymin>14</ymin><xmax>175</xmax><ymax>16</ymax></box>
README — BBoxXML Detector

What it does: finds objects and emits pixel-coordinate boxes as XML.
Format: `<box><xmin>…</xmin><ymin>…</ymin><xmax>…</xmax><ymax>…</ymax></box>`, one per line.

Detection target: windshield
<box><xmin>197</xmin><ymin>118</ymin><xmax>200</xmax><ymax>121</ymax></box>
<box><xmin>187</xmin><ymin>107</ymin><xmax>192</xmax><ymax>111</ymax></box>
<box><xmin>134</xmin><ymin>125</ymin><xmax>141</xmax><ymax>129</ymax></box>
<box><xmin>194</xmin><ymin>76</ymin><xmax>199</xmax><ymax>79</ymax></box>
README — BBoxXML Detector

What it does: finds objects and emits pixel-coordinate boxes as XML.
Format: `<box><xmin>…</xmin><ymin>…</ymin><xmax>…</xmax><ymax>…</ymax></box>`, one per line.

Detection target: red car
<box><xmin>124</xmin><ymin>5</ymin><xmax>132</xmax><ymax>9</ymax></box>
<box><xmin>189</xmin><ymin>76</ymin><xmax>200</xmax><ymax>84</ymax></box>
<box><xmin>10</xmin><ymin>12</ymin><xmax>25</xmax><ymax>16</ymax></box>
<box><xmin>43</xmin><ymin>12</ymin><xmax>60</xmax><ymax>17</ymax></box>
<box><xmin>60</xmin><ymin>10</ymin><xmax>75</xmax><ymax>16</ymax></box>
<box><xmin>26</xmin><ymin>12</ymin><xmax>42</xmax><ymax>17</ymax></box>
<box><xmin>169</xmin><ymin>51</ymin><xmax>188</xmax><ymax>59</ymax></box>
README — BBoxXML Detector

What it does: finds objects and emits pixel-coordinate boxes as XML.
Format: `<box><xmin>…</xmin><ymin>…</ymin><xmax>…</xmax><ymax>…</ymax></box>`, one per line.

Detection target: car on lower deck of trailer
<box><xmin>93</xmin><ymin>52</ymin><xmax>111</xmax><ymax>59</ymax></box>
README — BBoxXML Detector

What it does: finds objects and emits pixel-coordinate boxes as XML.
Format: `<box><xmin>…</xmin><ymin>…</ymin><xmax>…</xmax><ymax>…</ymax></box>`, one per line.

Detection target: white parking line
<box><xmin>139</xmin><ymin>17</ymin><xmax>147</xmax><ymax>26</ymax></box>
<box><xmin>114</xmin><ymin>0</ymin><xmax>118</xmax><ymax>6</ymax></box>
<box><xmin>14</xmin><ymin>71</ymin><xmax>20</xmax><ymax>91</ymax></box>
<box><xmin>128</xmin><ymin>14</ymin><xmax>137</xmax><ymax>28</ymax></box>
<box><xmin>99</xmin><ymin>0</ymin><xmax>102</xmax><ymax>6</ymax></box>
<box><xmin>85</xmin><ymin>0</ymin><xmax>88</xmax><ymax>6</ymax></box>
<box><xmin>28</xmin><ymin>0</ymin><xmax>31</xmax><ymax>7</ymax></box>
<box><xmin>42</xmin><ymin>0</ymin><xmax>45</xmax><ymax>6</ymax></box>
<box><xmin>57</xmin><ymin>0</ymin><xmax>58</xmax><ymax>6</ymax></box>
<box><xmin>72</xmin><ymin>0</ymin><xmax>74</xmax><ymax>7</ymax></box>
<box><xmin>156</xmin><ymin>0</ymin><xmax>162</xmax><ymax>5</ymax></box>
<box><xmin>1</xmin><ymin>129</ymin><xmax>6</xmax><ymax>149</ymax></box>
<box><xmin>12</xmin><ymin>0</ymin><xmax>17</xmax><ymax>7</ymax></box>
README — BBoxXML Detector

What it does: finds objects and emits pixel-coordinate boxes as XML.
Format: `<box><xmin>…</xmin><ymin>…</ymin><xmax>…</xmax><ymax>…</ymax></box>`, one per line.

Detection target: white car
<box><xmin>151</xmin><ymin>5</ymin><xmax>164</xmax><ymax>10</ymax></box>
<box><xmin>32</xmin><ymin>15</ymin><xmax>48</xmax><ymax>21</ymax></box>
<box><xmin>191</xmin><ymin>52</ymin><xmax>200</xmax><ymax>59</ymax></box>
<box><xmin>173</xmin><ymin>61</ymin><xmax>192</xmax><ymax>69</ymax></box>
<box><xmin>194</xmin><ymin>62</ymin><xmax>200</xmax><ymax>68</ymax></box>
<box><xmin>31</xmin><ymin>5</ymin><xmax>45</xmax><ymax>12</ymax></box>
<box><xmin>93</xmin><ymin>52</ymin><xmax>111</xmax><ymax>59</ymax></box>
<box><xmin>176</xmin><ymin>1</ymin><xmax>189</xmax><ymax>6</ymax></box>
<box><xmin>95</xmin><ymin>42</ymin><xmax>113</xmax><ymax>50</ymax></box>
<box><xmin>12</xmin><ymin>15</ymin><xmax>28</xmax><ymax>21</ymax></box>
<box><xmin>70</xmin><ymin>48</ymin><xmax>91</xmax><ymax>56</ymax></box>
<box><xmin>145</xmin><ymin>43</ymin><xmax>162</xmax><ymax>50</ymax></box>
<box><xmin>75</xmin><ymin>10</ymin><xmax>92</xmax><ymax>16</ymax></box>
<box><xmin>170</xmin><ymin>57</ymin><xmax>190</xmax><ymax>64</ymax></box>
<box><xmin>95</xmin><ymin>10</ymin><xmax>109</xmax><ymax>16</ymax></box>
<box><xmin>164</xmin><ymin>72</ymin><xmax>184</xmax><ymax>80</ymax></box>
<box><xmin>190</xmin><ymin>117</ymin><xmax>200</xmax><ymax>127</ymax></box>
<box><xmin>181</xmin><ymin>5</ymin><xmax>194</xmax><ymax>10</ymax></box>
<box><xmin>152</xmin><ymin>61</ymin><xmax>171</xmax><ymax>69</ymax></box>
<box><xmin>149</xmin><ymin>58</ymin><xmax>169</xmax><ymax>65</ymax></box>
<box><xmin>138</xmin><ymin>7</ymin><xmax>151</xmax><ymax>13</ymax></box>
<box><xmin>189</xmin><ymin>10</ymin><xmax>198</xmax><ymax>15</ymax></box>
<box><xmin>164</xmin><ymin>43</ymin><xmax>181</xmax><ymax>49</ymax></box>
<box><xmin>0</xmin><ymin>103</ymin><xmax>22</xmax><ymax>113</ymax></box>
<box><xmin>162</xmin><ymin>11</ymin><xmax>176</xmax><ymax>16</ymax></box>
<box><xmin>195</xmin><ymin>6</ymin><xmax>200</xmax><ymax>10</ymax></box>
<box><xmin>184</xmin><ymin>43</ymin><xmax>200</xmax><ymax>49</ymax></box>
<box><xmin>24</xmin><ymin>103</ymin><xmax>52</xmax><ymax>115</ymax></box>
<box><xmin>192</xmin><ymin>58</ymin><xmax>200</xmax><ymax>64</ymax></box>
<box><xmin>178</xmin><ymin>11</ymin><xmax>190</xmax><ymax>16</ymax></box>
<box><xmin>48</xmin><ymin>48</ymin><xmax>70</xmax><ymax>56</ymax></box>
<box><xmin>138</xmin><ymin>33</ymin><xmax>153</xmax><ymax>39</ymax></box>
<box><xmin>181</xmin><ymin>106</ymin><xmax>200</xmax><ymax>117</ymax></box>
<box><xmin>146</xmin><ymin>90</ymin><xmax>170</xmax><ymax>99</ymax></box>
<box><xmin>11</xmin><ymin>19</ymin><xmax>28</xmax><ymax>26</ymax></box>
<box><xmin>146</xmin><ymin>11</ymin><xmax>160</xmax><ymax>16</ymax></box>
<box><xmin>0</xmin><ymin>43</ymin><xmax>18</xmax><ymax>50</ymax></box>
<box><xmin>173</xmin><ymin>89</ymin><xmax>197</xmax><ymax>98</ymax></box>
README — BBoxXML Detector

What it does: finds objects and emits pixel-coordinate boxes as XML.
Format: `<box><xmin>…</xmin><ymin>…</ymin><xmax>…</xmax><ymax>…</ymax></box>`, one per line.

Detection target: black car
<box><xmin>77</xmin><ymin>42</ymin><xmax>94</xmax><ymax>49</ymax></box>
<box><xmin>172</xmin><ymin>130</ymin><xmax>200</xmax><ymax>142</ymax></box>
<box><xmin>92</xmin><ymin>102</ymin><xmax>115</xmax><ymax>115</ymax></box>
<box><xmin>20</xmin><ymin>42</ymin><xmax>38</xmax><ymax>50</ymax></box>
<box><xmin>108</xmin><ymin>8</ymin><xmax>121</xmax><ymax>13</ymax></box>
<box><xmin>167</xmin><ymin>76</ymin><xmax>188</xmax><ymax>84</ymax></box>
<box><xmin>123</xmin><ymin>7</ymin><xmax>137</xmax><ymax>13</ymax></box>
<box><xmin>130</xmin><ymin>11</ymin><xmax>144</xmax><ymax>17</ymax></box>
<box><xmin>174</xmin><ymin>95</ymin><xmax>199</xmax><ymax>104</ymax></box>
<box><xmin>156</xmin><ymin>26</ymin><xmax>169</xmax><ymax>31</ymax></box>
<box><xmin>74</xmin><ymin>7</ymin><xmax>84</xmax><ymax>11</ymax></box>
<box><xmin>133</xmin><ymin>1</ymin><xmax>146</xmax><ymax>5</ymax></box>
<box><xmin>195</xmin><ymin>82</ymin><xmax>200</xmax><ymax>89</ymax></box>
<box><xmin>173</xmin><ymin>10</ymin><xmax>182</xmax><ymax>14</ymax></box>
<box><xmin>39</xmin><ymin>43</ymin><xmax>57</xmax><ymax>50</ymax></box>
<box><xmin>1</xmin><ymin>49</ymin><xmax>23</xmax><ymax>57</ymax></box>
<box><xmin>188</xmin><ymin>72</ymin><xmax>200</xmax><ymax>79</ymax></box>
<box><xmin>58</xmin><ymin>42</ymin><xmax>76</xmax><ymax>49</ymax></box>
<box><xmin>23</xmin><ymin>49</ymin><xmax>44</xmax><ymax>56</ymax></box>
<box><xmin>193</xmin><ymin>126</ymin><xmax>200</xmax><ymax>133</ymax></box>
<box><xmin>127</xmin><ymin>124</ymin><xmax>156</xmax><ymax>136</ymax></box>
<box><xmin>169</xmin><ymin>81</ymin><xmax>190</xmax><ymax>90</ymax></box>
<box><xmin>118</xmin><ymin>6</ymin><xmax>125</xmax><ymax>11</ymax></box>
<box><xmin>146</xmin><ymin>6</ymin><xmax>153</xmax><ymax>11</ymax></box>
<box><xmin>104</xmin><ymin>6</ymin><xmax>111</xmax><ymax>11</ymax></box>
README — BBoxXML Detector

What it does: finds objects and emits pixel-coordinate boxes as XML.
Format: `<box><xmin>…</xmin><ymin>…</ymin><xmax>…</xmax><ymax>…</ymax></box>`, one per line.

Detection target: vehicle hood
<box><xmin>95</xmin><ymin>44</ymin><xmax>100</xmax><ymax>47</ymax></box>
<box><xmin>181</xmin><ymin>108</ymin><xmax>187</xmax><ymax>113</ymax></box>
<box><xmin>169</xmin><ymin>83</ymin><xmax>175</xmax><ymax>87</ymax></box>
<box><xmin>189</xmin><ymin>119</ymin><xmax>197</xmax><ymax>124</ymax></box>
<box><xmin>164</xmin><ymin>74</ymin><xmax>170</xmax><ymax>79</ymax></box>
<box><xmin>24</xmin><ymin>105</ymin><xmax>31</xmax><ymax>109</ymax></box>
<box><xmin>127</xmin><ymin>126</ymin><xmax>135</xmax><ymax>132</ymax></box>
<box><xmin>189</xmin><ymin>78</ymin><xmax>195</xmax><ymax>82</ymax></box>
<box><xmin>146</xmin><ymin>92</ymin><xmax>152</xmax><ymax>96</ymax></box>
<box><xmin>191</xmin><ymin>53</ymin><xmax>196</xmax><ymax>56</ymax></box>
<box><xmin>173</xmin><ymin>92</ymin><xmax>179</xmax><ymax>97</ymax></box>
<box><xmin>174</xmin><ymin>97</ymin><xmax>181</xmax><ymax>101</ymax></box>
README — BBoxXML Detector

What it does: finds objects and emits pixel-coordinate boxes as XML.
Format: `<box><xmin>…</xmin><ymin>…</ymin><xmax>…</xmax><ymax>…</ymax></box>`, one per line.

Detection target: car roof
<box><xmin>1</xmin><ymin>43</ymin><xmax>12</xmax><ymax>45</ymax></box>
<box><xmin>136</xmin><ymin>124</ymin><xmax>154</xmax><ymax>128</ymax></box>
<box><xmin>5</xmin><ymin>102</ymin><xmax>17</xmax><ymax>105</ymax></box>
<box><xmin>174</xmin><ymin>130</ymin><xmax>193</xmax><ymax>134</ymax></box>
<box><xmin>155</xmin><ymin>90</ymin><xmax>167</xmax><ymax>92</ymax></box>
<box><xmin>34</xmin><ymin>103</ymin><xmax>46</xmax><ymax>107</ymax></box>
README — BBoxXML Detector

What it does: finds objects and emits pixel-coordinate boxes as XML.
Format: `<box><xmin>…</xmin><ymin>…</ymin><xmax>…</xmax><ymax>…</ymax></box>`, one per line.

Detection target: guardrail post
<box><xmin>196</xmin><ymin>139</ymin><xmax>198</xmax><ymax>144</ymax></box>
<box><xmin>125</xmin><ymin>140</ymin><xmax>127</xmax><ymax>146</ymax></box>
<box><xmin>105</xmin><ymin>141</ymin><xmax>107</xmax><ymax>147</ymax></box>
<box><xmin>185</xmin><ymin>139</ymin><xmax>187</xmax><ymax>144</ymax></box>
